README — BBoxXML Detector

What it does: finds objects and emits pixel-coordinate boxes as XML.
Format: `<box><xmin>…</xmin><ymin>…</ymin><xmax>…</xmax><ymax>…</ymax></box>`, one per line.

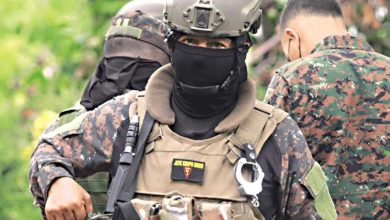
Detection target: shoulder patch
<box><xmin>43</xmin><ymin>112</ymin><xmax>88</xmax><ymax>139</ymax></box>
<box><xmin>301</xmin><ymin>162</ymin><xmax>337</xmax><ymax>220</ymax></box>
<box><xmin>59</xmin><ymin>104</ymin><xmax>85</xmax><ymax>117</ymax></box>
<box><xmin>59</xmin><ymin>109</ymin><xmax>86</xmax><ymax>127</ymax></box>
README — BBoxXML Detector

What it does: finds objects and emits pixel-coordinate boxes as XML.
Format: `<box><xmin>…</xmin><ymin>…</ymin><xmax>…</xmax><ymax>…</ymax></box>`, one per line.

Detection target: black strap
<box><xmin>112</xmin><ymin>112</ymin><xmax>154</xmax><ymax>220</ymax></box>
<box><xmin>109</xmin><ymin>118</ymin><xmax>130</xmax><ymax>183</ymax></box>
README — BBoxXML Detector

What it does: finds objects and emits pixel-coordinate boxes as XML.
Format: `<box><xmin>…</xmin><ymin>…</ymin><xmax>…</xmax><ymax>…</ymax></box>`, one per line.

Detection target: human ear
<box><xmin>284</xmin><ymin>28</ymin><xmax>299</xmax><ymax>41</ymax></box>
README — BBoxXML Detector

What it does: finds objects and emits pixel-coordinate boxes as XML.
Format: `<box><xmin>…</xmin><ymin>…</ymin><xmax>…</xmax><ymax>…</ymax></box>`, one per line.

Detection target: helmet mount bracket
<box><xmin>182</xmin><ymin>0</ymin><xmax>225</xmax><ymax>33</ymax></box>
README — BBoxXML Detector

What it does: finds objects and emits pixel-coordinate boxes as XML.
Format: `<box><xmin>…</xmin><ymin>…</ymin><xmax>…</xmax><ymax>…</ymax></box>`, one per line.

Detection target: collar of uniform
<box><xmin>145</xmin><ymin>64</ymin><xmax>256</xmax><ymax>133</ymax></box>
<box><xmin>310</xmin><ymin>35</ymin><xmax>374</xmax><ymax>54</ymax></box>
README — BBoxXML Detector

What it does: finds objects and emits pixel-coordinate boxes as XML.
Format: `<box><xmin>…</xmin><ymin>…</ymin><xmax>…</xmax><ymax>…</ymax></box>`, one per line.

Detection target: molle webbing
<box><xmin>226</xmin><ymin>100</ymin><xmax>288</xmax><ymax>164</ymax></box>
<box><xmin>131</xmin><ymin>195</ymin><xmax>265</xmax><ymax>220</ymax></box>
<box><xmin>76</xmin><ymin>172</ymin><xmax>109</xmax><ymax>214</ymax></box>
<box><xmin>135</xmin><ymin>91</ymin><xmax>147</xmax><ymax>127</ymax></box>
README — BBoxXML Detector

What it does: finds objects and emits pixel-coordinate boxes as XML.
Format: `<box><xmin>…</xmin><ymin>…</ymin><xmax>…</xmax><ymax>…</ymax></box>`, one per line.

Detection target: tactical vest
<box><xmin>129</xmin><ymin>92</ymin><xmax>288</xmax><ymax>220</ymax></box>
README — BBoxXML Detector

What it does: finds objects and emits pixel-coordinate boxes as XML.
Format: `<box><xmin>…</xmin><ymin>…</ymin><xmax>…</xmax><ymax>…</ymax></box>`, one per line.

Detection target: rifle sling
<box><xmin>113</xmin><ymin>111</ymin><xmax>155</xmax><ymax>220</ymax></box>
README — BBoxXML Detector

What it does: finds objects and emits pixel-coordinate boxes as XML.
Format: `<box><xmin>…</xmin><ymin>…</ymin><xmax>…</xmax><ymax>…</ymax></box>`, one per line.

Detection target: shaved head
<box><xmin>280</xmin><ymin>0</ymin><xmax>343</xmax><ymax>30</ymax></box>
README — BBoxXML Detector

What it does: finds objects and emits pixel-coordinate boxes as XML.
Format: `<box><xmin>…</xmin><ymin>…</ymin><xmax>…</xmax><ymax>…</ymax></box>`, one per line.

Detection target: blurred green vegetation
<box><xmin>0</xmin><ymin>0</ymin><xmax>127</xmax><ymax>219</ymax></box>
<box><xmin>0</xmin><ymin>0</ymin><xmax>388</xmax><ymax>219</ymax></box>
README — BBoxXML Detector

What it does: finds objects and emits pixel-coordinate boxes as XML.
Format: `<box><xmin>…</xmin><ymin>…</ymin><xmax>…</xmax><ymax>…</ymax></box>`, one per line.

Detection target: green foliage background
<box><xmin>0</xmin><ymin>0</ymin><xmax>128</xmax><ymax>219</ymax></box>
<box><xmin>0</xmin><ymin>0</ymin><xmax>388</xmax><ymax>219</ymax></box>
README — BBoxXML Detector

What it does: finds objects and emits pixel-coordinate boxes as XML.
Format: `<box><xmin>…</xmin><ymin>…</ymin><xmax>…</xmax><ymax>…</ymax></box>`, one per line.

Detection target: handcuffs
<box><xmin>234</xmin><ymin>144</ymin><xmax>264</xmax><ymax>207</ymax></box>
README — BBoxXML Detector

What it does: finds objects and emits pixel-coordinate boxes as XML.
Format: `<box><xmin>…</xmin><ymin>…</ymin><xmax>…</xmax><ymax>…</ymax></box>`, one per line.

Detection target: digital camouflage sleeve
<box><xmin>29</xmin><ymin>93</ymin><xmax>133</xmax><ymax>211</ymax></box>
<box><xmin>271</xmin><ymin>117</ymin><xmax>336</xmax><ymax>219</ymax></box>
<box><xmin>265</xmin><ymin>35</ymin><xmax>390</xmax><ymax>219</ymax></box>
<box><xmin>30</xmin><ymin>92</ymin><xmax>335</xmax><ymax>219</ymax></box>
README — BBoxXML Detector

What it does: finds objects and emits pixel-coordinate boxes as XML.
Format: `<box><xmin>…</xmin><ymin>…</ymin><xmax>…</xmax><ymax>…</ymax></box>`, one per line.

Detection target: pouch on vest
<box><xmin>132</xmin><ymin>193</ymin><xmax>195</xmax><ymax>220</ymax></box>
<box><xmin>131</xmin><ymin>194</ymin><xmax>235</xmax><ymax>220</ymax></box>
<box><xmin>130</xmin><ymin>194</ymin><xmax>268</xmax><ymax>220</ymax></box>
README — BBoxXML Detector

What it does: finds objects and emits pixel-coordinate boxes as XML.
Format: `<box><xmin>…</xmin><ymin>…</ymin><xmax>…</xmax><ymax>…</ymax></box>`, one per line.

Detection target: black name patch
<box><xmin>171</xmin><ymin>159</ymin><xmax>205</xmax><ymax>183</ymax></box>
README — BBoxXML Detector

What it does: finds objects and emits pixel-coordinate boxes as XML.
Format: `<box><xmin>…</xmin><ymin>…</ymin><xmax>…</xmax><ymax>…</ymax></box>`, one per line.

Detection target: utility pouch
<box><xmin>130</xmin><ymin>198</ymin><xmax>161</xmax><ymax>220</ymax></box>
<box><xmin>130</xmin><ymin>194</ymin><xmax>240</xmax><ymax>220</ymax></box>
<box><xmin>197</xmin><ymin>202</ymin><xmax>233</xmax><ymax>220</ymax></box>
<box><xmin>131</xmin><ymin>194</ymin><xmax>195</xmax><ymax>220</ymax></box>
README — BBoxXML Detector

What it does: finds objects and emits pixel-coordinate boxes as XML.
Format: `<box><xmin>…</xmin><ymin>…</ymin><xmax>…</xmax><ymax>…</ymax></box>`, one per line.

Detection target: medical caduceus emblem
<box><xmin>183</xmin><ymin>166</ymin><xmax>192</xmax><ymax>179</ymax></box>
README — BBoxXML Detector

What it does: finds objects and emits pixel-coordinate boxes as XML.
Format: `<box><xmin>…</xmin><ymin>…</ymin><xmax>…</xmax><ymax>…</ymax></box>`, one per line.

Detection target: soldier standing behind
<box><xmin>32</xmin><ymin>0</ymin><xmax>170</xmax><ymax>217</ymax></box>
<box><xmin>264</xmin><ymin>0</ymin><xmax>390</xmax><ymax>219</ymax></box>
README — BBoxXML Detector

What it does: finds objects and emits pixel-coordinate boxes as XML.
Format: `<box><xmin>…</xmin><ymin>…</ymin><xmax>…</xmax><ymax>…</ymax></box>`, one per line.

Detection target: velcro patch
<box><xmin>171</xmin><ymin>159</ymin><xmax>205</xmax><ymax>184</ymax></box>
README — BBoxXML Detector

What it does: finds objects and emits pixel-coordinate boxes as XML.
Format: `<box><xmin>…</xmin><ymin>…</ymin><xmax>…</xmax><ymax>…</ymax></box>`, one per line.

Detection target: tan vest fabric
<box><xmin>130</xmin><ymin>92</ymin><xmax>288</xmax><ymax>220</ymax></box>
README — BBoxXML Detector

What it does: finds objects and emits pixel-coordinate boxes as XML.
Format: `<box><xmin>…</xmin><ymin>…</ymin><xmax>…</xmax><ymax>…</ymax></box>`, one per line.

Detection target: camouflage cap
<box><xmin>105</xmin><ymin>10</ymin><xmax>170</xmax><ymax>65</ymax></box>
<box><xmin>116</xmin><ymin>0</ymin><xmax>166</xmax><ymax>21</ymax></box>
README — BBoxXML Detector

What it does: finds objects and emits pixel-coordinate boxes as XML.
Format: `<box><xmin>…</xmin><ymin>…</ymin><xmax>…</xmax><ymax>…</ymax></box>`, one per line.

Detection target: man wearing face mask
<box><xmin>264</xmin><ymin>0</ymin><xmax>390</xmax><ymax>219</ymax></box>
<box><xmin>29</xmin><ymin>0</ymin><xmax>336</xmax><ymax>219</ymax></box>
<box><xmin>80</xmin><ymin>0</ymin><xmax>170</xmax><ymax>110</ymax></box>
<box><xmin>31</xmin><ymin>0</ymin><xmax>170</xmax><ymax>218</ymax></box>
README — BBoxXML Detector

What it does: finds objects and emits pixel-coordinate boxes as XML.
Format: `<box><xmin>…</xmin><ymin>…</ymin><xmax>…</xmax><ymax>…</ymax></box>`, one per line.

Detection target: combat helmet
<box><xmin>163</xmin><ymin>0</ymin><xmax>262</xmax><ymax>37</ymax></box>
<box><xmin>163</xmin><ymin>0</ymin><xmax>262</xmax><ymax>89</ymax></box>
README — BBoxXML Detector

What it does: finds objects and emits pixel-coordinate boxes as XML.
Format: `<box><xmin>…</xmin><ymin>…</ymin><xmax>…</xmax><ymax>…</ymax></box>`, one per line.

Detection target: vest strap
<box><xmin>136</xmin><ymin>91</ymin><xmax>146</xmax><ymax>127</ymax></box>
<box><xmin>137</xmin><ymin>92</ymin><xmax>162</xmax><ymax>143</ymax></box>
<box><xmin>227</xmin><ymin>101</ymin><xmax>288</xmax><ymax>164</ymax></box>
<box><xmin>111</xmin><ymin>112</ymin><xmax>155</xmax><ymax>219</ymax></box>
<box><xmin>106</xmin><ymin>91</ymin><xmax>155</xmax><ymax>219</ymax></box>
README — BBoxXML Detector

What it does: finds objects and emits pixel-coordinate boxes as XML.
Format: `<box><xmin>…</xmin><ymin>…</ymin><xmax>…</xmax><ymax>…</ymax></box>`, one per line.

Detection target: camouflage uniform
<box><xmin>30</xmin><ymin>64</ymin><xmax>336</xmax><ymax>219</ymax></box>
<box><xmin>34</xmin><ymin>9</ymin><xmax>170</xmax><ymax>217</ymax></box>
<box><xmin>265</xmin><ymin>35</ymin><xmax>390</xmax><ymax>219</ymax></box>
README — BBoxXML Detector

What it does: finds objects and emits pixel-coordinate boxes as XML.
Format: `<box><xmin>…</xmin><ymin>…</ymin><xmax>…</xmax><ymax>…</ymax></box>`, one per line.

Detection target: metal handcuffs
<box><xmin>234</xmin><ymin>144</ymin><xmax>264</xmax><ymax>207</ymax></box>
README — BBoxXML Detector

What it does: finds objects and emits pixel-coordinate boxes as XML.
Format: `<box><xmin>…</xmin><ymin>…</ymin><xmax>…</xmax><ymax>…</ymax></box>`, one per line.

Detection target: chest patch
<box><xmin>171</xmin><ymin>159</ymin><xmax>205</xmax><ymax>184</ymax></box>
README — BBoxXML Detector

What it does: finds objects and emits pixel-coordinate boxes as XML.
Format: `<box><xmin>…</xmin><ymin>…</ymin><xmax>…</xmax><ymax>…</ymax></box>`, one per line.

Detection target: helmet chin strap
<box><xmin>235</xmin><ymin>34</ymin><xmax>252</xmax><ymax>81</ymax></box>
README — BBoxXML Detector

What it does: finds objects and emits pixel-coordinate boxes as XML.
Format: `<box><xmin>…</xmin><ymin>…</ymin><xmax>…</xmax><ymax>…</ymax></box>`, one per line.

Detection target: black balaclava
<box><xmin>168</xmin><ymin>33</ymin><xmax>251</xmax><ymax>139</ymax></box>
<box><xmin>171</xmin><ymin>41</ymin><xmax>239</xmax><ymax>118</ymax></box>
<box><xmin>80</xmin><ymin>57</ymin><xmax>161</xmax><ymax>110</ymax></box>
